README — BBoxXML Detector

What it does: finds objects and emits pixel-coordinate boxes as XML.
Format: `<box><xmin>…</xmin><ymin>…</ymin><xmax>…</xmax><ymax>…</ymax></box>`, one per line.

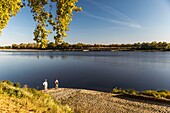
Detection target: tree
<box><xmin>133</xmin><ymin>42</ymin><xmax>141</xmax><ymax>49</ymax></box>
<box><xmin>141</xmin><ymin>42</ymin><xmax>150</xmax><ymax>50</ymax></box>
<box><xmin>20</xmin><ymin>43</ymin><xmax>27</xmax><ymax>49</ymax></box>
<box><xmin>12</xmin><ymin>44</ymin><xmax>19</xmax><ymax>49</ymax></box>
<box><xmin>75</xmin><ymin>43</ymin><xmax>83</xmax><ymax>49</ymax></box>
<box><xmin>0</xmin><ymin>0</ymin><xmax>22</xmax><ymax>34</ymax></box>
<box><xmin>150</xmin><ymin>41</ymin><xmax>157</xmax><ymax>49</ymax></box>
<box><xmin>48</xmin><ymin>42</ymin><xmax>56</xmax><ymax>49</ymax></box>
<box><xmin>166</xmin><ymin>43</ymin><xmax>170</xmax><ymax>50</ymax></box>
<box><xmin>61</xmin><ymin>42</ymin><xmax>70</xmax><ymax>49</ymax></box>
<box><xmin>0</xmin><ymin>0</ymin><xmax>82</xmax><ymax>49</ymax></box>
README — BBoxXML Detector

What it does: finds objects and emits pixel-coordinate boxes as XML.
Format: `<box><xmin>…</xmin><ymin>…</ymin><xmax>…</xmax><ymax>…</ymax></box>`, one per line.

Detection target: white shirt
<box><xmin>55</xmin><ymin>80</ymin><xmax>59</xmax><ymax>84</ymax></box>
<box><xmin>43</xmin><ymin>81</ymin><xmax>48</xmax><ymax>87</ymax></box>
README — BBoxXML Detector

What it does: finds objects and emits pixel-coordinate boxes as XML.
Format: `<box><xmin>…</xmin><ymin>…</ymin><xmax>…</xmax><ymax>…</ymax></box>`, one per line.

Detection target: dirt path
<box><xmin>47</xmin><ymin>88</ymin><xmax>170</xmax><ymax>113</ymax></box>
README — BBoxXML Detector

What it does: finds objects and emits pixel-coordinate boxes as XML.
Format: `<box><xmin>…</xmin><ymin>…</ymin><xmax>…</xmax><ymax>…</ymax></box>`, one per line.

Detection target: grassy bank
<box><xmin>0</xmin><ymin>80</ymin><xmax>72</xmax><ymax>113</ymax></box>
<box><xmin>113</xmin><ymin>87</ymin><xmax>170</xmax><ymax>99</ymax></box>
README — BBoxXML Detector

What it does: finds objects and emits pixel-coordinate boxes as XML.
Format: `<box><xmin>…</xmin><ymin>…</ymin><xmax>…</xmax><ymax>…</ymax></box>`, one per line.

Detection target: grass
<box><xmin>112</xmin><ymin>87</ymin><xmax>170</xmax><ymax>99</ymax></box>
<box><xmin>0</xmin><ymin>80</ymin><xmax>73</xmax><ymax>113</ymax></box>
<box><xmin>141</xmin><ymin>90</ymin><xmax>170</xmax><ymax>99</ymax></box>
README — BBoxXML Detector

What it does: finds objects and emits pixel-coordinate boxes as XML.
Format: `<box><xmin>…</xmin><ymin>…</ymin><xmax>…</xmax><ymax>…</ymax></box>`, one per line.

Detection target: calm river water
<box><xmin>0</xmin><ymin>51</ymin><xmax>170</xmax><ymax>92</ymax></box>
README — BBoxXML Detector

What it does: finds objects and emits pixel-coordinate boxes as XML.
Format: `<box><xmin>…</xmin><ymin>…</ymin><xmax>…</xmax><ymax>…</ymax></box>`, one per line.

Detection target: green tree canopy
<box><xmin>0</xmin><ymin>0</ymin><xmax>82</xmax><ymax>49</ymax></box>
<box><xmin>0</xmin><ymin>0</ymin><xmax>22</xmax><ymax>34</ymax></box>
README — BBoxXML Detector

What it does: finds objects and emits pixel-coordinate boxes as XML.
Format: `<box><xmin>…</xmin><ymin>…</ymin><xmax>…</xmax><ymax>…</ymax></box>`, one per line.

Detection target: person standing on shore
<box><xmin>43</xmin><ymin>79</ymin><xmax>48</xmax><ymax>91</ymax></box>
<box><xmin>55</xmin><ymin>79</ymin><xmax>59</xmax><ymax>89</ymax></box>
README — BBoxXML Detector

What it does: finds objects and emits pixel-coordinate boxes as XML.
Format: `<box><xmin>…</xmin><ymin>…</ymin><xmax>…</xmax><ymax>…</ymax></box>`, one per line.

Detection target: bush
<box><xmin>113</xmin><ymin>88</ymin><xmax>170</xmax><ymax>99</ymax></box>
<box><xmin>14</xmin><ymin>82</ymin><xmax>21</xmax><ymax>88</ymax></box>
<box><xmin>27</xmin><ymin>88</ymin><xmax>38</xmax><ymax>95</ymax></box>
<box><xmin>2</xmin><ymin>86</ymin><xmax>24</xmax><ymax>98</ymax></box>
<box><xmin>2</xmin><ymin>80</ymin><xmax>13</xmax><ymax>86</ymax></box>
<box><xmin>125</xmin><ymin>89</ymin><xmax>138</xmax><ymax>95</ymax></box>
<box><xmin>113</xmin><ymin>88</ymin><xmax>138</xmax><ymax>95</ymax></box>
<box><xmin>112</xmin><ymin>87</ymin><xmax>123</xmax><ymax>94</ymax></box>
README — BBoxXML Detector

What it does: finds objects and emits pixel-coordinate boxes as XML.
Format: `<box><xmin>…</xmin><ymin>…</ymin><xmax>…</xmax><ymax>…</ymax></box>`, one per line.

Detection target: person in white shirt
<box><xmin>55</xmin><ymin>79</ymin><xmax>59</xmax><ymax>89</ymax></box>
<box><xmin>43</xmin><ymin>79</ymin><xmax>48</xmax><ymax>91</ymax></box>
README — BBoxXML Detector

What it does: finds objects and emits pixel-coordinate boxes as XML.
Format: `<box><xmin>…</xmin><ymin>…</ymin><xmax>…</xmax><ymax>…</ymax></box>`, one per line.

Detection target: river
<box><xmin>0</xmin><ymin>51</ymin><xmax>170</xmax><ymax>92</ymax></box>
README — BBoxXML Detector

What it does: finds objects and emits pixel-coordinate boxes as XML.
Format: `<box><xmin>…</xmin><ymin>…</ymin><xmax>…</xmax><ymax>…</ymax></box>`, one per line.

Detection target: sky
<box><xmin>1</xmin><ymin>0</ymin><xmax>170</xmax><ymax>46</ymax></box>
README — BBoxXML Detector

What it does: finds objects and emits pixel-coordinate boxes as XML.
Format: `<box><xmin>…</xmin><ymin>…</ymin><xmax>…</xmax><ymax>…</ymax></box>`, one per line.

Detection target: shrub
<box><xmin>112</xmin><ymin>87</ymin><xmax>123</xmax><ymax>94</ymax></box>
<box><xmin>113</xmin><ymin>87</ymin><xmax>170</xmax><ymax>99</ymax></box>
<box><xmin>14</xmin><ymin>82</ymin><xmax>21</xmax><ymax>88</ymax></box>
<box><xmin>2</xmin><ymin>86</ymin><xmax>24</xmax><ymax>98</ymax></box>
<box><xmin>27</xmin><ymin>88</ymin><xmax>39</xmax><ymax>95</ymax></box>
<box><xmin>125</xmin><ymin>89</ymin><xmax>138</xmax><ymax>95</ymax></box>
<box><xmin>2</xmin><ymin>80</ymin><xmax>13</xmax><ymax>86</ymax></box>
<box><xmin>0</xmin><ymin>80</ymin><xmax>73</xmax><ymax>112</ymax></box>
<box><xmin>113</xmin><ymin>88</ymin><xmax>138</xmax><ymax>95</ymax></box>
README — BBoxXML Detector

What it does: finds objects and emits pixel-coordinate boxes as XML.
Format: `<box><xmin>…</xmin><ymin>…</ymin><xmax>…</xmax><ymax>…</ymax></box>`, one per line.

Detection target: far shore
<box><xmin>0</xmin><ymin>49</ymin><xmax>170</xmax><ymax>52</ymax></box>
<box><xmin>0</xmin><ymin>49</ymin><xmax>57</xmax><ymax>52</ymax></box>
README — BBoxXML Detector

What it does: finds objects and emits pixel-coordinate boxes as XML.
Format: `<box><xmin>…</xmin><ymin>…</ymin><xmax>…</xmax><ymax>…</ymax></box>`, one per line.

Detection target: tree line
<box><xmin>1</xmin><ymin>41</ymin><xmax>170</xmax><ymax>51</ymax></box>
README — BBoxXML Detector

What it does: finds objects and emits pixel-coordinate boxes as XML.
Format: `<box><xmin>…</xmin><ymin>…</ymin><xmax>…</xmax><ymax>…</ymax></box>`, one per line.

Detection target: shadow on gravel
<box><xmin>113</xmin><ymin>94</ymin><xmax>170</xmax><ymax>107</ymax></box>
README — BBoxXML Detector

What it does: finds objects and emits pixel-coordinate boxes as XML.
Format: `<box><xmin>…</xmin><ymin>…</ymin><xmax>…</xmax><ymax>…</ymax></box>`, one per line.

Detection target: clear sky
<box><xmin>1</xmin><ymin>0</ymin><xmax>170</xmax><ymax>46</ymax></box>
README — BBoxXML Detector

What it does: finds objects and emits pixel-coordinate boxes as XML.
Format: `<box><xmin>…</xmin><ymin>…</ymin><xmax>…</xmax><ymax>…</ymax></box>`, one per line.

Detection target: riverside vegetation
<box><xmin>0</xmin><ymin>80</ymin><xmax>72</xmax><ymax>113</ymax></box>
<box><xmin>0</xmin><ymin>80</ymin><xmax>170</xmax><ymax>113</ymax></box>
<box><xmin>113</xmin><ymin>87</ymin><xmax>170</xmax><ymax>99</ymax></box>
<box><xmin>1</xmin><ymin>41</ymin><xmax>170</xmax><ymax>51</ymax></box>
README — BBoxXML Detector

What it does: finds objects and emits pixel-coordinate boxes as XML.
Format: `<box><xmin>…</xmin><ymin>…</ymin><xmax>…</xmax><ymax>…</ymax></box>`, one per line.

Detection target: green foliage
<box><xmin>1</xmin><ymin>0</ymin><xmax>82</xmax><ymax>49</ymax></box>
<box><xmin>27</xmin><ymin>0</ymin><xmax>82</xmax><ymax>48</ymax></box>
<box><xmin>54</xmin><ymin>0</ymin><xmax>82</xmax><ymax>45</ymax></box>
<box><xmin>3</xmin><ymin>80</ymin><xmax>20</xmax><ymax>88</ymax></box>
<box><xmin>27</xmin><ymin>88</ymin><xmax>38</xmax><ymax>95</ymax></box>
<box><xmin>9</xmin><ymin>41</ymin><xmax>170</xmax><ymax>51</ymax></box>
<box><xmin>2</xmin><ymin>80</ymin><xmax>14</xmax><ymax>86</ymax></box>
<box><xmin>136</xmin><ymin>41</ymin><xmax>169</xmax><ymax>50</ymax></box>
<box><xmin>112</xmin><ymin>87</ymin><xmax>124</xmax><ymax>94</ymax></box>
<box><xmin>14</xmin><ymin>82</ymin><xmax>21</xmax><ymax>88</ymax></box>
<box><xmin>0</xmin><ymin>80</ymin><xmax>73</xmax><ymax>112</ymax></box>
<box><xmin>125</xmin><ymin>89</ymin><xmax>138</xmax><ymax>95</ymax></box>
<box><xmin>0</xmin><ymin>0</ymin><xmax>21</xmax><ymax>34</ymax></box>
<box><xmin>48</xmin><ymin>42</ymin><xmax>56</xmax><ymax>49</ymax></box>
<box><xmin>113</xmin><ymin>87</ymin><xmax>170</xmax><ymax>99</ymax></box>
<box><xmin>0</xmin><ymin>46</ymin><xmax>12</xmax><ymax>49</ymax></box>
<box><xmin>12</xmin><ymin>43</ymin><xmax>39</xmax><ymax>49</ymax></box>
<box><xmin>141</xmin><ymin>90</ymin><xmax>170</xmax><ymax>99</ymax></box>
<box><xmin>2</xmin><ymin>86</ymin><xmax>24</xmax><ymax>98</ymax></box>
<box><xmin>112</xmin><ymin>87</ymin><xmax>137</xmax><ymax>95</ymax></box>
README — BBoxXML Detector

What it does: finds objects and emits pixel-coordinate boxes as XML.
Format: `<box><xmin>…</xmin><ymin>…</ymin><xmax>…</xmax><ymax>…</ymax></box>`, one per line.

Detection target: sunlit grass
<box><xmin>0</xmin><ymin>80</ymin><xmax>73</xmax><ymax>113</ymax></box>
<box><xmin>113</xmin><ymin>87</ymin><xmax>170</xmax><ymax>99</ymax></box>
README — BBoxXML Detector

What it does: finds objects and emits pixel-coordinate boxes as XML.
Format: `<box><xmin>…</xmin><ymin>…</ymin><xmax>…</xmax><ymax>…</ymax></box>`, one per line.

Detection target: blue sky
<box><xmin>1</xmin><ymin>0</ymin><xmax>170</xmax><ymax>46</ymax></box>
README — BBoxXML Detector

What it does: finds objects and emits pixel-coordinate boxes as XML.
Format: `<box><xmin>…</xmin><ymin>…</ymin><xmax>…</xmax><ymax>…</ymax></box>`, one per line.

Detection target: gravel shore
<box><xmin>47</xmin><ymin>88</ymin><xmax>170</xmax><ymax>113</ymax></box>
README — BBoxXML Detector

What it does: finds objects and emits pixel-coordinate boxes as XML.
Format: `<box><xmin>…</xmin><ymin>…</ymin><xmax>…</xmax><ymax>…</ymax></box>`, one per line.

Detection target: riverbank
<box><xmin>0</xmin><ymin>81</ymin><xmax>72</xmax><ymax>113</ymax></box>
<box><xmin>1</xmin><ymin>80</ymin><xmax>170</xmax><ymax>112</ymax></box>
<box><xmin>0</xmin><ymin>49</ymin><xmax>170</xmax><ymax>52</ymax></box>
<box><xmin>0</xmin><ymin>49</ymin><xmax>56</xmax><ymax>52</ymax></box>
<box><xmin>46</xmin><ymin>88</ymin><xmax>170</xmax><ymax>113</ymax></box>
